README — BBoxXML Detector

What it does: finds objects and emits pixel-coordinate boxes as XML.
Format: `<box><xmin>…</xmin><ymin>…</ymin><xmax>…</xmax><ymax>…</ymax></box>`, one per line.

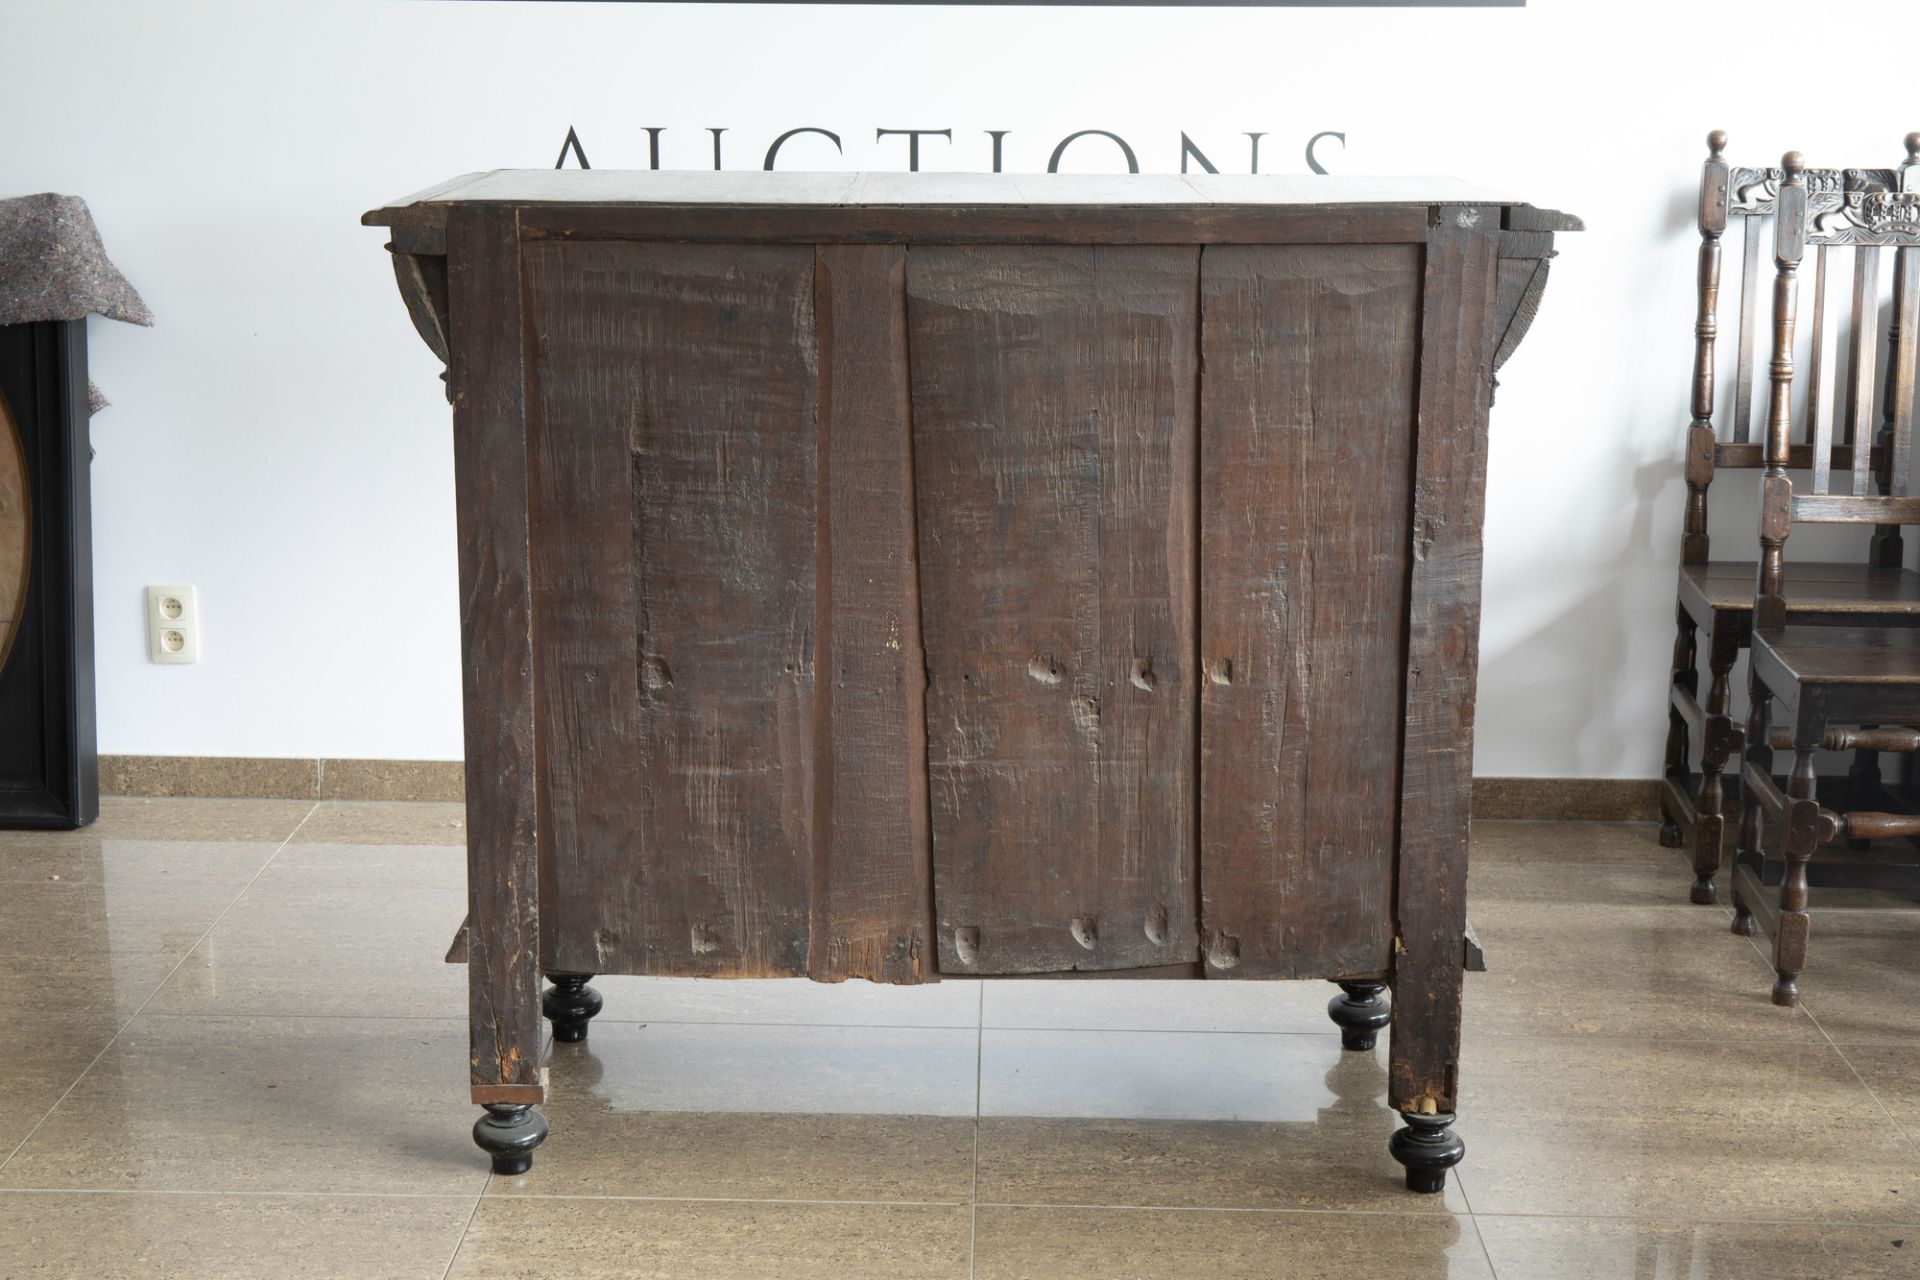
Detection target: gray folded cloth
<box><xmin>0</xmin><ymin>192</ymin><xmax>152</xmax><ymax>413</ymax></box>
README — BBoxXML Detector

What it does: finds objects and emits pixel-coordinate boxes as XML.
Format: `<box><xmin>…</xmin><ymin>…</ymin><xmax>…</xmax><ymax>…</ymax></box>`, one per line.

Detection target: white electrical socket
<box><xmin>146</xmin><ymin>585</ymin><xmax>200</xmax><ymax>664</ymax></box>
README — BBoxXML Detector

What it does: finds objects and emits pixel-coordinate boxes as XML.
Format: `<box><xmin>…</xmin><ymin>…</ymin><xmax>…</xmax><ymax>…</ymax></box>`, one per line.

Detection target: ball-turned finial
<box><xmin>1782</xmin><ymin>151</ymin><xmax>1806</xmax><ymax>181</ymax></box>
<box><xmin>1905</xmin><ymin>132</ymin><xmax>1920</xmax><ymax>163</ymax></box>
<box><xmin>1707</xmin><ymin>130</ymin><xmax>1728</xmax><ymax>158</ymax></box>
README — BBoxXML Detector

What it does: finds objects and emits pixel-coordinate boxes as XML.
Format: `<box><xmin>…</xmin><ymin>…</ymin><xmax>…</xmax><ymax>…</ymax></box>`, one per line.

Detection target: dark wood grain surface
<box><xmin>447</xmin><ymin>206</ymin><xmax>544</xmax><ymax>1105</ymax></box>
<box><xmin>381</xmin><ymin>177</ymin><xmax>1572</xmax><ymax>1182</ymax></box>
<box><xmin>450</xmin><ymin>223</ymin><xmax>1539</xmax><ymax>1003</ymax></box>
<box><xmin>1388</xmin><ymin>215</ymin><xmax>1501</xmax><ymax>1118</ymax></box>
<box><xmin>813</xmin><ymin>244</ymin><xmax>935</xmax><ymax>983</ymax></box>
<box><xmin>1197</xmin><ymin>244</ymin><xmax>1421</xmax><ymax>981</ymax></box>
<box><xmin>524</xmin><ymin>241</ymin><xmax>819</xmax><ymax>980</ymax></box>
<box><xmin>908</xmin><ymin>245</ymin><xmax>1201</xmax><ymax>976</ymax></box>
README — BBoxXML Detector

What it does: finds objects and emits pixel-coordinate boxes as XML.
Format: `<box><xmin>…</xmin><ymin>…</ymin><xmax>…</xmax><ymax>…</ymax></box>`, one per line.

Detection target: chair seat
<box><xmin>1752</xmin><ymin>625</ymin><xmax>1920</xmax><ymax>688</ymax></box>
<box><xmin>1680</xmin><ymin>561</ymin><xmax>1920</xmax><ymax>617</ymax></box>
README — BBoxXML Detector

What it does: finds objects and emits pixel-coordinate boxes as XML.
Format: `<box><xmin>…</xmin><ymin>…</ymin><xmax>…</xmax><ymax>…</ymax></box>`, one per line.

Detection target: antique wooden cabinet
<box><xmin>365</xmin><ymin>171</ymin><xmax>1575</xmax><ymax>1191</ymax></box>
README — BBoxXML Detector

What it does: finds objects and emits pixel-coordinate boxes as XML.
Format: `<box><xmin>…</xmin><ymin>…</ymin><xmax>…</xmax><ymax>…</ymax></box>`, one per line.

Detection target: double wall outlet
<box><xmin>146</xmin><ymin>585</ymin><xmax>199</xmax><ymax>664</ymax></box>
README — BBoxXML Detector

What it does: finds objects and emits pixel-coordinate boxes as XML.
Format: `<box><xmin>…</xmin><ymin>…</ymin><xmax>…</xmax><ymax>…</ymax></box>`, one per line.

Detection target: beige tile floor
<box><xmin>1</xmin><ymin>799</ymin><xmax>1916</xmax><ymax>1277</ymax></box>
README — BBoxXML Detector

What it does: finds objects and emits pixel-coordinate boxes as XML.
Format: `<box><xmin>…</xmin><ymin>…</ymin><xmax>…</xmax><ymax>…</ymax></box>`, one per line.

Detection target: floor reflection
<box><xmin>3</xmin><ymin>805</ymin><xmax>1917</xmax><ymax>1278</ymax></box>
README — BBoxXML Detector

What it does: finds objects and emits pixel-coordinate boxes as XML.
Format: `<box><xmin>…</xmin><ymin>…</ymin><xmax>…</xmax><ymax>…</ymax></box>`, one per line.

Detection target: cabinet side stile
<box><xmin>1389</xmin><ymin>212</ymin><xmax>1501</xmax><ymax>1120</ymax></box>
<box><xmin>447</xmin><ymin>203</ymin><xmax>544</xmax><ymax>1107</ymax></box>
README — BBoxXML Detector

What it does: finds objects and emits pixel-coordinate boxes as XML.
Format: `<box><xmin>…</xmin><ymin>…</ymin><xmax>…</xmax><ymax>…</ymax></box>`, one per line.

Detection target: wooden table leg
<box><xmin>1385</xmin><ymin>216</ymin><xmax>1496</xmax><ymax>1194</ymax></box>
<box><xmin>449</xmin><ymin>205</ymin><xmax>547</xmax><ymax>1174</ymax></box>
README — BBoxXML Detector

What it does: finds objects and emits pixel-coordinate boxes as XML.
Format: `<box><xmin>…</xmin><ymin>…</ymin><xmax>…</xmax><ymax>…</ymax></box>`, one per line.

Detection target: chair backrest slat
<box><xmin>1892</xmin><ymin>247</ymin><xmax>1920</xmax><ymax>498</ymax></box>
<box><xmin>1847</xmin><ymin>245</ymin><xmax>1881</xmax><ymax>496</ymax></box>
<box><xmin>1807</xmin><ymin>245</ymin><xmax>1836</xmax><ymax>494</ymax></box>
<box><xmin>1759</xmin><ymin>147</ymin><xmax>1920</xmax><ymax>633</ymax></box>
<box><xmin>1734</xmin><ymin>213</ymin><xmax>1765</xmax><ymax>444</ymax></box>
<box><xmin>1677</xmin><ymin>134</ymin><xmax>1910</xmax><ymax>564</ymax></box>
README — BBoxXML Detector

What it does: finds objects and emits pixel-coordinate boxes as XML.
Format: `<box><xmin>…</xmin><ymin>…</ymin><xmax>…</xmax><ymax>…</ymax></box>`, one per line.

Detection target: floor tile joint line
<box><xmin>0</xmin><ymin>801</ymin><xmax>322</xmax><ymax>1176</ymax></box>
<box><xmin>440</xmin><ymin>1177</ymin><xmax>487</xmax><ymax>1280</ymax></box>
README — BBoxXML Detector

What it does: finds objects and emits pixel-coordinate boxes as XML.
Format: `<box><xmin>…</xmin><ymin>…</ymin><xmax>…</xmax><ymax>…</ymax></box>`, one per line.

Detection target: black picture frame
<box><xmin>0</xmin><ymin>320</ymin><xmax>99</xmax><ymax>828</ymax></box>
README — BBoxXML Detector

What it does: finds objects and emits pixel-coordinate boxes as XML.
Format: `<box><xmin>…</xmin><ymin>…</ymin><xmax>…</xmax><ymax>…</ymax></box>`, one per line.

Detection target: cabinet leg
<box><xmin>1326</xmin><ymin>981</ymin><xmax>1391</xmax><ymax>1052</ymax></box>
<box><xmin>1388</xmin><ymin>1110</ymin><xmax>1464</xmax><ymax>1194</ymax></box>
<box><xmin>473</xmin><ymin>1103</ymin><xmax>548</xmax><ymax>1176</ymax></box>
<box><xmin>542</xmin><ymin>973</ymin><xmax>604</xmax><ymax>1044</ymax></box>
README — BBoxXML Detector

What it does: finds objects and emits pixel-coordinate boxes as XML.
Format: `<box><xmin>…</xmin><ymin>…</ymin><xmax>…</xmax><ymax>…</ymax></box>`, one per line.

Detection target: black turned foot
<box><xmin>543</xmin><ymin>973</ymin><xmax>604</xmax><ymax>1044</ymax></box>
<box><xmin>1389</xmin><ymin>1110</ymin><xmax>1464</xmax><ymax>1194</ymax></box>
<box><xmin>1772</xmin><ymin>973</ymin><xmax>1800</xmax><ymax>1007</ymax></box>
<box><xmin>473</xmin><ymin>1103</ymin><xmax>548</xmax><ymax>1176</ymax></box>
<box><xmin>1659</xmin><ymin>817</ymin><xmax>1683</xmax><ymax>848</ymax></box>
<box><xmin>1326</xmin><ymin>981</ymin><xmax>1391</xmax><ymax>1052</ymax></box>
<box><xmin>1689</xmin><ymin>873</ymin><xmax>1717</xmax><ymax>906</ymax></box>
<box><xmin>1730</xmin><ymin>901</ymin><xmax>1756</xmax><ymax>936</ymax></box>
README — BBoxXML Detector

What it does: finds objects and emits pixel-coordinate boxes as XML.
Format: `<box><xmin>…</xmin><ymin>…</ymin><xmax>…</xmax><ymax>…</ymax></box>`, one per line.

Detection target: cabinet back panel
<box><xmin>1197</xmin><ymin>243</ymin><xmax>1422</xmax><ymax>980</ymax></box>
<box><xmin>908</xmin><ymin>244</ymin><xmax>1202</xmax><ymax>976</ymax></box>
<box><xmin>524</xmin><ymin>241</ymin><xmax>820</xmax><ymax>978</ymax></box>
<box><xmin>519</xmin><ymin>237</ymin><xmax>1423</xmax><ymax>983</ymax></box>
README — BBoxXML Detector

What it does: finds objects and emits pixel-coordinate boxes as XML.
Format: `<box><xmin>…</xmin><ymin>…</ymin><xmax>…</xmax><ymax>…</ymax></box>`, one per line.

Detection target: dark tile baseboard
<box><xmin>100</xmin><ymin>756</ymin><xmax>1659</xmax><ymax>819</ymax></box>
<box><xmin>100</xmin><ymin>756</ymin><xmax>465</xmax><ymax>803</ymax></box>
<box><xmin>1471</xmin><ymin>777</ymin><xmax>1661</xmax><ymax>822</ymax></box>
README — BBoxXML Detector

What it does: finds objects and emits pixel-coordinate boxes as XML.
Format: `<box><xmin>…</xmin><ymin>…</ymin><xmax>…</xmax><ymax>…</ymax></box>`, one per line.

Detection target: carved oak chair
<box><xmin>1732</xmin><ymin>152</ymin><xmax>1920</xmax><ymax>1005</ymax></box>
<box><xmin>1662</xmin><ymin>132</ymin><xmax>1920</xmax><ymax>905</ymax></box>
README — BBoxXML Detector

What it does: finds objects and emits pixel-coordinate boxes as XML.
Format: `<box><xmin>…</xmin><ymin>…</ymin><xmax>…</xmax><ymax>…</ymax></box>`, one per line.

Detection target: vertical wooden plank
<box><xmin>1892</xmin><ymin>248</ymin><xmax>1920</xmax><ymax>497</ymax></box>
<box><xmin>1871</xmin><ymin>248</ymin><xmax>1911</xmax><ymax>565</ymax></box>
<box><xmin>1847</xmin><ymin>246</ymin><xmax>1880</xmax><ymax>496</ymax></box>
<box><xmin>520</xmin><ymin>241</ymin><xmax>642</xmax><ymax>982</ymax></box>
<box><xmin>524</xmin><ymin>242</ymin><xmax>819</xmax><ymax>979</ymax></box>
<box><xmin>910</xmin><ymin>245</ymin><xmax>1200</xmax><ymax>976</ymax></box>
<box><xmin>447</xmin><ymin>205</ymin><xmax>542</xmax><ymax>1106</ymax></box>
<box><xmin>813</xmin><ymin>244</ymin><xmax>934</xmax><ymax>983</ymax></box>
<box><xmin>1807</xmin><ymin>247</ymin><xmax>1834</xmax><ymax>495</ymax></box>
<box><xmin>1197</xmin><ymin>244</ymin><xmax>1422</xmax><ymax>980</ymax></box>
<box><xmin>1734</xmin><ymin>213</ymin><xmax>1764</xmax><ymax>444</ymax></box>
<box><xmin>1389</xmin><ymin>214</ymin><xmax>1500</xmax><ymax>1118</ymax></box>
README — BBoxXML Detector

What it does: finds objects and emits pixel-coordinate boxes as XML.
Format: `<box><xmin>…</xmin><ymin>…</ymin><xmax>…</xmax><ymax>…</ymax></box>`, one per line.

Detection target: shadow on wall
<box><xmin>1476</xmin><ymin>452</ymin><xmax>1668</xmax><ymax>777</ymax></box>
<box><xmin>1496</xmin><ymin>158</ymin><xmax>1911</xmax><ymax>781</ymax></box>
<box><xmin>1476</xmin><ymin>167</ymin><xmax>1701</xmax><ymax>780</ymax></box>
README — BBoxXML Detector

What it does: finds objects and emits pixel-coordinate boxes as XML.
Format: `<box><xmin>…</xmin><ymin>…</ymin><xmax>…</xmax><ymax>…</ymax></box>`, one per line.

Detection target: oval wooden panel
<box><xmin>0</xmin><ymin>387</ymin><xmax>30</xmax><ymax>674</ymax></box>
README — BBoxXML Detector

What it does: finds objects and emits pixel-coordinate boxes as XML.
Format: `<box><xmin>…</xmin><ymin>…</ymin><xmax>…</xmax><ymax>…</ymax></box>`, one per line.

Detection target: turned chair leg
<box><xmin>1326</xmin><ymin>980</ymin><xmax>1391</xmax><ymax>1051</ymax></box>
<box><xmin>1661</xmin><ymin>604</ymin><xmax>1698</xmax><ymax>850</ymax></box>
<box><xmin>1389</xmin><ymin>1110</ymin><xmax>1464</xmax><ymax>1194</ymax></box>
<box><xmin>1771</xmin><ymin>737</ymin><xmax>1820</xmax><ymax>1007</ymax></box>
<box><xmin>1729</xmin><ymin>671</ymin><xmax>1769</xmax><ymax>939</ymax></box>
<box><xmin>543</xmin><ymin>973</ymin><xmax>604</xmax><ymax>1043</ymax></box>
<box><xmin>1690</xmin><ymin>630</ymin><xmax>1738</xmax><ymax>904</ymax></box>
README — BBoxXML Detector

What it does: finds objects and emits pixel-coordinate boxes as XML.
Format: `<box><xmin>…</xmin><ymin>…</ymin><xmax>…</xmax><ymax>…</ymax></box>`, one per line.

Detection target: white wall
<box><xmin>2</xmin><ymin>0</ymin><xmax>1912</xmax><ymax>775</ymax></box>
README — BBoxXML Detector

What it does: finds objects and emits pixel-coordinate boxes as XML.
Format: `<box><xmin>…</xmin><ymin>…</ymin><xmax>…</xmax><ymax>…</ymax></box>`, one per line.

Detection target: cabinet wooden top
<box><xmin>364</xmin><ymin>171</ymin><xmax>1579</xmax><ymax>253</ymax></box>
